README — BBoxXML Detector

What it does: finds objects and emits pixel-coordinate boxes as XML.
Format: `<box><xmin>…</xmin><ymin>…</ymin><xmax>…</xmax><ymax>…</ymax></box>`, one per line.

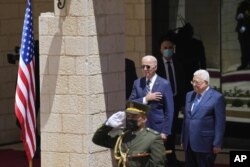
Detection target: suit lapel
<box><xmin>151</xmin><ymin>76</ymin><xmax>160</xmax><ymax>92</ymax></box>
<box><xmin>188</xmin><ymin>92</ymin><xmax>196</xmax><ymax>116</ymax></box>
<box><xmin>192</xmin><ymin>88</ymin><xmax>213</xmax><ymax>115</ymax></box>
<box><xmin>198</xmin><ymin>88</ymin><xmax>213</xmax><ymax>107</ymax></box>
<box><xmin>139</xmin><ymin>77</ymin><xmax>147</xmax><ymax>96</ymax></box>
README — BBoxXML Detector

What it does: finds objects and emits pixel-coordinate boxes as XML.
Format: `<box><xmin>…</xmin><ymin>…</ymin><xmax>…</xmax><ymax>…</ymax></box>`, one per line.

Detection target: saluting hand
<box><xmin>105</xmin><ymin>111</ymin><xmax>126</xmax><ymax>128</ymax></box>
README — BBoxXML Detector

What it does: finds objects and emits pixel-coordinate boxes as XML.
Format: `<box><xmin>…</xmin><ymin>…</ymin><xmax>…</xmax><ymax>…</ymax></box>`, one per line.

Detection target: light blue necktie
<box><xmin>192</xmin><ymin>95</ymin><xmax>201</xmax><ymax>114</ymax></box>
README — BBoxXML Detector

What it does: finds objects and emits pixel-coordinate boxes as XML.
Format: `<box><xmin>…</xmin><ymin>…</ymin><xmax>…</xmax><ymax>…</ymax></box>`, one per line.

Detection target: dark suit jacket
<box><xmin>156</xmin><ymin>56</ymin><xmax>185</xmax><ymax>111</ymax></box>
<box><xmin>129</xmin><ymin>76</ymin><xmax>174</xmax><ymax>135</ymax></box>
<box><xmin>181</xmin><ymin>88</ymin><xmax>226</xmax><ymax>153</ymax></box>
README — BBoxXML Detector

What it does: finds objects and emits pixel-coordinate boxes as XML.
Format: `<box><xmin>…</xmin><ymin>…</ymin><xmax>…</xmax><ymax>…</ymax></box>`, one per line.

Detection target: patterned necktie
<box><xmin>192</xmin><ymin>94</ymin><xmax>201</xmax><ymax>114</ymax></box>
<box><xmin>145</xmin><ymin>79</ymin><xmax>151</xmax><ymax>94</ymax></box>
<box><xmin>167</xmin><ymin>61</ymin><xmax>175</xmax><ymax>95</ymax></box>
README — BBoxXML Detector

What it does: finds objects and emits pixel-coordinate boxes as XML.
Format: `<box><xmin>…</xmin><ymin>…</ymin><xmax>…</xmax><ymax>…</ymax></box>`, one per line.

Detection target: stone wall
<box><xmin>125</xmin><ymin>0</ymin><xmax>152</xmax><ymax>77</ymax></box>
<box><xmin>1</xmin><ymin>0</ymin><xmax>243</xmax><ymax>166</ymax></box>
<box><xmin>39</xmin><ymin>0</ymin><xmax>126</xmax><ymax>166</ymax></box>
<box><xmin>0</xmin><ymin>0</ymin><xmax>52</xmax><ymax>145</ymax></box>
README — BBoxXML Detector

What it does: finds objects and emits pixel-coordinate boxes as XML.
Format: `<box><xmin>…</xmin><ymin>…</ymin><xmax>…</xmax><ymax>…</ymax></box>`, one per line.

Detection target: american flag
<box><xmin>15</xmin><ymin>0</ymin><xmax>36</xmax><ymax>160</ymax></box>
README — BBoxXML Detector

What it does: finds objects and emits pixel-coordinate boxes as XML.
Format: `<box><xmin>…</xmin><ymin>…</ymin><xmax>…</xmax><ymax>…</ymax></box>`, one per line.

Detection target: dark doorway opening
<box><xmin>151</xmin><ymin>0</ymin><xmax>169</xmax><ymax>57</ymax></box>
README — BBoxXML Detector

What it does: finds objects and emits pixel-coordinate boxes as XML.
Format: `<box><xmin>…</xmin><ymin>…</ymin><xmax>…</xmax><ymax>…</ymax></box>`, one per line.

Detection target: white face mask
<box><xmin>163</xmin><ymin>49</ymin><xmax>173</xmax><ymax>58</ymax></box>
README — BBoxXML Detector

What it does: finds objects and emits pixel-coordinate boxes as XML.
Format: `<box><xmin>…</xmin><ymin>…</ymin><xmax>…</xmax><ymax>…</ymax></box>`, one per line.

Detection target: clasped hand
<box><xmin>146</xmin><ymin>92</ymin><xmax>162</xmax><ymax>101</ymax></box>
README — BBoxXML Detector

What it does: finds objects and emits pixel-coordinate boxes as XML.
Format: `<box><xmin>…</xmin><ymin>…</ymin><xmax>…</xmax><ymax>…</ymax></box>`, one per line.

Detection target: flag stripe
<box><xmin>15</xmin><ymin>0</ymin><xmax>36</xmax><ymax>160</ymax></box>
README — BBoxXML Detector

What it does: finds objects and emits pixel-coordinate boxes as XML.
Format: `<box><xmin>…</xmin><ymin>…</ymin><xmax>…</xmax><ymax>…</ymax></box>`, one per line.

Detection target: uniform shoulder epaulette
<box><xmin>146</xmin><ymin>128</ymin><xmax>159</xmax><ymax>135</ymax></box>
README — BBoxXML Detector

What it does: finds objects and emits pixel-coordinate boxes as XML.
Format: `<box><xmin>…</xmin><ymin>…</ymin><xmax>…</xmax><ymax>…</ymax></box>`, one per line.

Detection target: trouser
<box><xmin>238</xmin><ymin>33</ymin><xmax>250</xmax><ymax>66</ymax></box>
<box><xmin>185</xmin><ymin>144</ymin><xmax>216</xmax><ymax>167</ymax></box>
<box><xmin>164</xmin><ymin>107</ymin><xmax>180</xmax><ymax>164</ymax></box>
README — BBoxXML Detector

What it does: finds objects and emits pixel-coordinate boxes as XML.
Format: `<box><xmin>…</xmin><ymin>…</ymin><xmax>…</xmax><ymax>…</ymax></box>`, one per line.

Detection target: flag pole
<box><xmin>29</xmin><ymin>160</ymin><xmax>32</xmax><ymax>167</ymax></box>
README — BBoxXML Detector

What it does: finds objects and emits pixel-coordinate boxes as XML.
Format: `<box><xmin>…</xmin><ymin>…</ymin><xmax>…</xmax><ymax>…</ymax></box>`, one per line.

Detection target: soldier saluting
<box><xmin>92</xmin><ymin>101</ymin><xmax>166</xmax><ymax>167</ymax></box>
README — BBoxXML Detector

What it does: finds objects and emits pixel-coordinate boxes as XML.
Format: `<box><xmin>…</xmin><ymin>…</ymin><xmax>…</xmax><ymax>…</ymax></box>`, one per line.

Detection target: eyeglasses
<box><xmin>190</xmin><ymin>80</ymin><xmax>205</xmax><ymax>86</ymax></box>
<box><xmin>141</xmin><ymin>65</ymin><xmax>151</xmax><ymax>69</ymax></box>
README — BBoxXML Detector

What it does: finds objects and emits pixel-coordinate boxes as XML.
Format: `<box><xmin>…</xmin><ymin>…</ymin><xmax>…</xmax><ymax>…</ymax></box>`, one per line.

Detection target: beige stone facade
<box><xmin>125</xmin><ymin>0</ymin><xmax>152</xmax><ymax>76</ymax></box>
<box><xmin>0</xmin><ymin>0</ymin><xmax>246</xmax><ymax>167</ymax></box>
<box><xmin>39</xmin><ymin>0</ymin><xmax>135</xmax><ymax>166</ymax></box>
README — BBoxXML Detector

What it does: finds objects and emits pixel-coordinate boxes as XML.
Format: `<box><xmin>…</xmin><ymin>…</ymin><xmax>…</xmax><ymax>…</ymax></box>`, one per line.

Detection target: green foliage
<box><xmin>213</xmin><ymin>86</ymin><xmax>250</xmax><ymax>107</ymax></box>
<box><xmin>231</xmin><ymin>99</ymin><xmax>244</xmax><ymax>107</ymax></box>
<box><xmin>223</xmin><ymin>87</ymin><xmax>250</xmax><ymax>97</ymax></box>
<box><xmin>225</xmin><ymin>98</ymin><xmax>231</xmax><ymax>105</ymax></box>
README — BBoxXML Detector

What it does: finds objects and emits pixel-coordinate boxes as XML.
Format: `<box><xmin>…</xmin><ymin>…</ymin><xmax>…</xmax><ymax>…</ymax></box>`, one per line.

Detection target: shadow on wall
<box><xmin>92</xmin><ymin>1</ymin><xmax>126</xmax><ymax>166</ymax></box>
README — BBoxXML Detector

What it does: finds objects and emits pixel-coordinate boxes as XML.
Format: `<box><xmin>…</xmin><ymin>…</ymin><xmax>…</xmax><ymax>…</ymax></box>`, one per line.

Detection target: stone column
<box><xmin>39</xmin><ymin>0</ymin><xmax>125</xmax><ymax>166</ymax></box>
<box><xmin>125</xmin><ymin>0</ymin><xmax>152</xmax><ymax>77</ymax></box>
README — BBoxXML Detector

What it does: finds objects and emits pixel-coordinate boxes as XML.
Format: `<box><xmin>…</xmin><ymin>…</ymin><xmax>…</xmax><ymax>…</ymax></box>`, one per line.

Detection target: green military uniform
<box><xmin>92</xmin><ymin>101</ymin><xmax>166</xmax><ymax>166</ymax></box>
<box><xmin>92</xmin><ymin>125</ymin><xmax>166</xmax><ymax>167</ymax></box>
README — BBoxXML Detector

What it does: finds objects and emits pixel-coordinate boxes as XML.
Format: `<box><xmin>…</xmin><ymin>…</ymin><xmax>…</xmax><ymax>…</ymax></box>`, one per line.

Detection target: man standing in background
<box><xmin>156</xmin><ymin>34</ymin><xmax>185</xmax><ymax>166</ymax></box>
<box><xmin>235</xmin><ymin>0</ymin><xmax>250</xmax><ymax>70</ymax></box>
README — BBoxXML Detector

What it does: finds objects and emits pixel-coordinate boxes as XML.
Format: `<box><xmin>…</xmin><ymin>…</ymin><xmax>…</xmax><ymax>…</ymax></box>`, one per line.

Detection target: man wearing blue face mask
<box><xmin>156</xmin><ymin>33</ymin><xmax>186</xmax><ymax>167</ymax></box>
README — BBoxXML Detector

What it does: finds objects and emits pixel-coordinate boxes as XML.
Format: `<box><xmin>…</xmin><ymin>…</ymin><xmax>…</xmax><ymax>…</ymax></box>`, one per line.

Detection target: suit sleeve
<box><xmin>181</xmin><ymin>92</ymin><xmax>189</xmax><ymax>145</ymax></box>
<box><xmin>92</xmin><ymin>124</ymin><xmax>118</xmax><ymax>149</ymax></box>
<box><xmin>162</xmin><ymin>81</ymin><xmax>174</xmax><ymax>135</ymax></box>
<box><xmin>213</xmin><ymin>94</ymin><xmax>226</xmax><ymax>147</ymax></box>
<box><xmin>129</xmin><ymin>80</ymin><xmax>144</xmax><ymax>103</ymax></box>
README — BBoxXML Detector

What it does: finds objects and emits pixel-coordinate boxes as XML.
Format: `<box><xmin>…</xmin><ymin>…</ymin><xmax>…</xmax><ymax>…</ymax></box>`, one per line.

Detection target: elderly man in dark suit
<box><xmin>156</xmin><ymin>34</ymin><xmax>185</xmax><ymax>166</ymax></box>
<box><xmin>181</xmin><ymin>69</ymin><xmax>226</xmax><ymax>167</ymax></box>
<box><xmin>129</xmin><ymin>55</ymin><xmax>174</xmax><ymax>147</ymax></box>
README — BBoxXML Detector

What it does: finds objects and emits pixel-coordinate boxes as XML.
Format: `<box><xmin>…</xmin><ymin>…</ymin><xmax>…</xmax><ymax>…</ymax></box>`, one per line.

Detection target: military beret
<box><xmin>125</xmin><ymin>101</ymin><xmax>150</xmax><ymax>115</ymax></box>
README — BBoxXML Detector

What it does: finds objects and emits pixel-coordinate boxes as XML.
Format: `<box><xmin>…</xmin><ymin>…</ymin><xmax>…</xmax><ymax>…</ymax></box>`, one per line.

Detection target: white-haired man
<box><xmin>129</xmin><ymin>55</ymin><xmax>174</xmax><ymax>141</ymax></box>
<box><xmin>181</xmin><ymin>69</ymin><xmax>226</xmax><ymax>167</ymax></box>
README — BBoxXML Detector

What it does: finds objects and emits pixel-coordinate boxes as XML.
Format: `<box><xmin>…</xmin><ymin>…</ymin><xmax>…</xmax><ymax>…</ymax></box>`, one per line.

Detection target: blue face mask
<box><xmin>163</xmin><ymin>49</ymin><xmax>174</xmax><ymax>58</ymax></box>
